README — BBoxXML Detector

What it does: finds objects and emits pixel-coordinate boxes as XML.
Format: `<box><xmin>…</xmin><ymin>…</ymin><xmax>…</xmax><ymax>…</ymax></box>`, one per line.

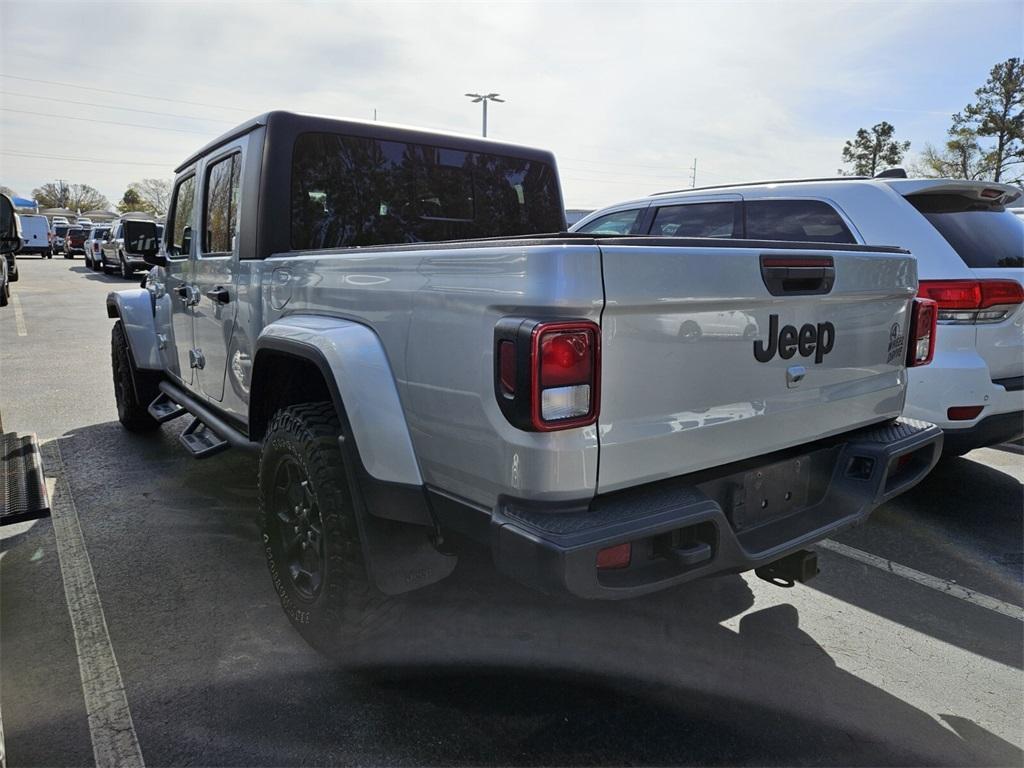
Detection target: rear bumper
<box><xmin>942</xmin><ymin>411</ymin><xmax>1024</xmax><ymax>455</ymax></box>
<box><xmin>486</xmin><ymin>419</ymin><xmax>942</xmax><ymax>599</ymax></box>
<box><xmin>21</xmin><ymin>245</ymin><xmax>51</xmax><ymax>255</ymax></box>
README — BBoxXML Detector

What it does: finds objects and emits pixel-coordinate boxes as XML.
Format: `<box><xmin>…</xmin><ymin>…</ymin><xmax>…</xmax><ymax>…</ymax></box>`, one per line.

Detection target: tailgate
<box><xmin>597</xmin><ymin>242</ymin><xmax>917</xmax><ymax>493</ymax></box>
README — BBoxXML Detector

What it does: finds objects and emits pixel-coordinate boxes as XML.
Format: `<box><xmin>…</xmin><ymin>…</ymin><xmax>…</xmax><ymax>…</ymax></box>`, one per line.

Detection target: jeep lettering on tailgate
<box><xmin>753</xmin><ymin>314</ymin><xmax>836</xmax><ymax>364</ymax></box>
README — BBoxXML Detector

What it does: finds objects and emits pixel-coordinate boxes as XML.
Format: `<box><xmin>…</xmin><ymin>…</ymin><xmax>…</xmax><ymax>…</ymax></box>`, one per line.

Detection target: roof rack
<box><xmin>652</xmin><ymin>176</ymin><xmax>869</xmax><ymax>196</ymax></box>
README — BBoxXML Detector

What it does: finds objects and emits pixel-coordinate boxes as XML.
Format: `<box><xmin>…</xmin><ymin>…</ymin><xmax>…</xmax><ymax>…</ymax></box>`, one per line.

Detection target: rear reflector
<box><xmin>907</xmin><ymin>298</ymin><xmax>937</xmax><ymax>367</ymax></box>
<box><xmin>498</xmin><ymin>340</ymin><xmax>516</xmax><ymax>394</ymax></box>
<box><xmin>918</xmin><ymin>280</ymin><xmax>1024</xmax><ymax>324</ymax></box>
<box><xmin>596</xmin><ymin>542</ymin><xmax>631</xmax><ymax>570</ymax></box>
<box><xmin>947</xmin><ymin>405</ymin><xmax>983</xmax><ymax>421</ymax></box>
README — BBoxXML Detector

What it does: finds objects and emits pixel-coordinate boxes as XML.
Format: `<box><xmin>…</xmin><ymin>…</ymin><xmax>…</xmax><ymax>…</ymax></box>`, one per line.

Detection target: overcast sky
<box><xmin>1</xmin><ymin>0</ymin><xmax>1021</xmax><ymax>210</ymax></box>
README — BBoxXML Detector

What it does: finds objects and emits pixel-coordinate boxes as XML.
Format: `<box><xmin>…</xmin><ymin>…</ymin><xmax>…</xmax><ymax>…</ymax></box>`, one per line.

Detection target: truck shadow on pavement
<box><xmin>4</xmin><ymin>420</ymin><xmax>1021</xmax><ymax>767</ymax></box>
<box><xmin>813</xmin><ymin>453</ymin><xmax>1023</xmax><ymax>669</ymax></box>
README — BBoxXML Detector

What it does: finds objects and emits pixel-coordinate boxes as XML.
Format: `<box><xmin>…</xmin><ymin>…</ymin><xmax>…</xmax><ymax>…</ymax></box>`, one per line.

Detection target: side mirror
<box><xmin>0</xmin><ymin>194</ymin><xmax>22</xmax><ymax>254</ymax></box>
<box><xmin>123</xmin><ymin>219</ymin><xmax>166</xmax><ymax>267</ymax></box>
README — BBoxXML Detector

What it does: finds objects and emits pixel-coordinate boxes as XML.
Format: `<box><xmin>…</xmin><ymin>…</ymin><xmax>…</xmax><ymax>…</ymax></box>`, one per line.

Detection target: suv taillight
<box><xmin>495</xmin><ymin>318</ymin><xmax>600</xmax><ymax>431</ymax></box>
<box><xmin>917</xmin><ymin>279</ymin><xmax>1024</xmax><ymax>324</ymax></box>
<box><xmin>907</xmin><ymin>298</ymin><xmax>937</xmax><ymax>367</ymax></box>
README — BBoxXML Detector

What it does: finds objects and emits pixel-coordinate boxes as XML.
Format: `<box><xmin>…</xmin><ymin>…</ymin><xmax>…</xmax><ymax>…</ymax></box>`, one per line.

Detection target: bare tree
<box><xmin>911</xmin><ymin>128</ymin><xmax>992</xmax><ymax>180</ymax></box>
<box><xmin>0</xmin><ymin>185</ymin><xmax>15</xmax><ymax>198</ymax></box>
<box><xmin>32</xmin><ymin>180</ymin><xmax>109</xmax><ymax>211</ymax></box>
<box><xmin>124</xmin><ymin>178</ymin><xmax>172</xmax><ymax>215</ymax></box>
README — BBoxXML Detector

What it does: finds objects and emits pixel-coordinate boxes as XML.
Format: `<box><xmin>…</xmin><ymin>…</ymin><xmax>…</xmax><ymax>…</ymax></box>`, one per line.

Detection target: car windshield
<box><xmin>55</xmin><ymin>226</ymin><xmax>68</xmax><ymax>235</ymax></box>
<box><xmin>909</xmin><ymin>193</ymin><xmax>1024</xmax><ymax>268</ymax></box>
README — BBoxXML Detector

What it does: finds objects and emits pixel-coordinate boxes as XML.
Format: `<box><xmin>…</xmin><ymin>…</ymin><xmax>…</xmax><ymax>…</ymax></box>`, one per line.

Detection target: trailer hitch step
<box><xmin>755</xmin><ymin>549</ymin><xmax>819</xmax><ymax>588</ymax></box>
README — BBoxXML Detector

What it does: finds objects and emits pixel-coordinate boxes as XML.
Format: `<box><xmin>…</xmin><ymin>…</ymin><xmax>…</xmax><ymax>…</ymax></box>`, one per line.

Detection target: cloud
<box><xmin>0</xmin><ymin>0</ymin><xmax>1021</xmax><ymax>207</ymax></box>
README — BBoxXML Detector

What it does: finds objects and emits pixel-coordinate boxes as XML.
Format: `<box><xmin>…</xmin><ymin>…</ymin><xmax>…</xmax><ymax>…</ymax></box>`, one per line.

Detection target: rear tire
<box><xmin>111</xmin><ymin>320</ymin><xmax>160</xmax><ymax>432</ymax></box>
<box><xmin>259</xmin><ymin>402</ymin><xmax>403</xmax><ymax>660</ymax></box>
<box><xmin>0</xmin><ymin>282</ymin><xmax>9</xmax><ymax>307</ymax></box>
<box><xmin>119</xmin><ymin>253</ymin><xmax>132</xmax><ymax>279</ymax></box>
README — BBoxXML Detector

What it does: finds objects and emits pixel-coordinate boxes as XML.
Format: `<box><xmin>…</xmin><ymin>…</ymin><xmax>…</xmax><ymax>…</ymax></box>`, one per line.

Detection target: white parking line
<box><xmin>819</xmin><ymin>539</ymin><xmax>1024</xmax><ymax>622</ymax></box>
<box><xmin>11</xmin><ymin>295</ymin><xmax>26</xmax><ymax>336</ymax></box>
<box><xmin>43</xmin><ymin>441</ymin><xmax>145</xmax><ymax>768</ymax></box>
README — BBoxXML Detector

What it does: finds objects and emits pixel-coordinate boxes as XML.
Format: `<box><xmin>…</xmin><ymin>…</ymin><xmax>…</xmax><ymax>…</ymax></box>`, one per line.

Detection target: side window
<box><xmin>650</xmin><ymin>203</ymin><xmax>737</xmax><ymax>237</ymax></box>
<box><xmin>203</xmin><ymin>153</ymin><xmax>241</xmax><ymax>254</ymax></box>
<box><xmin>575</xmin><ymin>208</ymin><xmax>642</xmax><ymax>235</ymax></box>
<box><xmin>745</xmin><ymin>199</ymin><xmax>855</xmax><ymax>243</ymax></box>
<box><xmin>168</xmin><ymin>175</ymin><xmax>197</xmax><ymax>257</ymax></box>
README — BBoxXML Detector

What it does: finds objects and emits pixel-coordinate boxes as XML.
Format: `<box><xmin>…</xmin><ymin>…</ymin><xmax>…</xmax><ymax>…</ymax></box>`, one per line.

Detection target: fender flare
<box><xmin>106</xmin><ymin>289</ymin><xmax>161</xmax><ymax>370</ymax></box>
<box><xmin>254</xmin><ymin>315</ymin><xmax>422</xmax><ymax>487</ymax></box>
<box><xmin>253</xmin><ymin>316</ymin><xmax>456</xmax><ymax>595</ymax></box>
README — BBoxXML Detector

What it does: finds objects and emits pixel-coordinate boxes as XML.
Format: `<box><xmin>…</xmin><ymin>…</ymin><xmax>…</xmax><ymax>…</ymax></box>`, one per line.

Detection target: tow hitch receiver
<box><xmin>755</xmin><ymin>549</ymin><xmax>819</xmax><ymax>587</ymax></box>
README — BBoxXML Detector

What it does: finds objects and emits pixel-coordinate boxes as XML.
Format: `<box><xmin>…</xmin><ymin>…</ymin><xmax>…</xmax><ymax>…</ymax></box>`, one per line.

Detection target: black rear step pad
<box><xmin>1</xmin><ymin>432</ymin><xmax>51</xmax><ymax>525</ymax></box>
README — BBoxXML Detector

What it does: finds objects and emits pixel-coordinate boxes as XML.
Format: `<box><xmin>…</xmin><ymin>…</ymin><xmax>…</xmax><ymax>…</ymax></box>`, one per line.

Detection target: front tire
<box><xmin>119</xmin><ymin>253</ymin><xmax>132</xmax><ymax>279</ymax></box>
<box><xmin>111</xmin><ymin>320</ymin><xmax>160</xmax><ymax>432</ymax></box>
<box><xmin>259</xmin><ymin>402</ymin><xmax>401</xmax><ymax>659</ymax></box>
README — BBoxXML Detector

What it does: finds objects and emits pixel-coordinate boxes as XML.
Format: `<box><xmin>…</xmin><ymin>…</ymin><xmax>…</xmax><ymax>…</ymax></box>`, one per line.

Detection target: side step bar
<box><xmin>154</xmin><ymin>381</ymin><xmax>259</xmax><ymax>459</ymax></box>
<box><xmin>147</xmin><ymin>392</ymin><xmax>188</xmax><ymax>424</ymax></box>
<box><xmin>2</xmin><ymin>432</ymin><xmax>51</xmax><ymax>525</ymax></box>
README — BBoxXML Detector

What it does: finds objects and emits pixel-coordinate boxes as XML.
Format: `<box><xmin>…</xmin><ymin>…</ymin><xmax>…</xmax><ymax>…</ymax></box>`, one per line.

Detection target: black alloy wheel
<box><xmin>270</xmin><ymin>457</ymin><xmax>325</xmax><ymax>600</ymax></box>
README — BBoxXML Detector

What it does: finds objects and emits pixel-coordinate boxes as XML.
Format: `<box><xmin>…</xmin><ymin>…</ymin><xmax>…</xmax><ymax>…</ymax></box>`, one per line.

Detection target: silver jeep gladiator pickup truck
<box><xmin>108</xmin><ymin>111</ymin><xmax>943</xmax><ymax>654</ymax></box>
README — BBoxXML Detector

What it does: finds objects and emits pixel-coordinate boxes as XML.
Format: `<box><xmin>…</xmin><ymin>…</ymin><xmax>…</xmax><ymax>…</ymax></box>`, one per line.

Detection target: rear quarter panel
<box><xmin>265</xmin><ymin>243</ymin><xmax>604</xmax><ymax>509</ymax></box>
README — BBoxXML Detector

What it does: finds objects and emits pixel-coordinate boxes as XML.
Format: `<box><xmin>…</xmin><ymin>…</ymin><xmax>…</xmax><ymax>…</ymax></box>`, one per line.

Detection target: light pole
<box><xmin>465</xmin><ymin>92</ymin><xmax>504</xmax><ymax>137</ymax></box>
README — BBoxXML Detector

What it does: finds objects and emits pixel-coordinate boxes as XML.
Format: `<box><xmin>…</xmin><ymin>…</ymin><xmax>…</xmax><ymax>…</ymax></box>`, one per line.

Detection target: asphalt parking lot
<box><xmin>1</xmin><ymin>257</ymin><xmax>1022</xmax><ymax>767</ymax></box>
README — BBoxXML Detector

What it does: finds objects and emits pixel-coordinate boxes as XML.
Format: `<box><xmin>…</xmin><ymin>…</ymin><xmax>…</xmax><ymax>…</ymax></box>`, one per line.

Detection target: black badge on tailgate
<box><xmin>754</xmin><ymin>314</ymin><xmax>835</xmax><ymax>364</ymax></box>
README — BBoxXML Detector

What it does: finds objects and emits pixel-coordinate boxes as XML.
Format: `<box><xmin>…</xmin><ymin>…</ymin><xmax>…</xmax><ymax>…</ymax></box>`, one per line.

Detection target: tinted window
<box><xmin>169</xmin><ymin>175</ymin><xmax>196</xmax><ymax>256</ymax></box>
<box><xmin>204</xmin><ymin>153</ymin><xmax>241</xmax><ymax>253</ymax></box>
<box><xmin>650</xmin><ymin>202</ymin><xmax>737</xmax><ymax>237</ymax></box>
<box><xmin>55</xmin><ymin>225</ymin><xmax>68</xmax><ymax>235</ymax></box>
<box><xmin>290</xmin><ymin>132</ymin><xmax>563</xmax><ymax>250</ymax></box>
<box><xmin>745</xmin><ymin>200</ymin><xmax>855</xmax><ymax>243</ymax></box>
<box><xmin>575</xmin><ymin>208</ymin><xmax>642</xmax><ymax>235</ymax></box>
<box><xmin>908</xmin><ymin>194</ymin><xmax>1024</xmax><ymax>268</ymax></box>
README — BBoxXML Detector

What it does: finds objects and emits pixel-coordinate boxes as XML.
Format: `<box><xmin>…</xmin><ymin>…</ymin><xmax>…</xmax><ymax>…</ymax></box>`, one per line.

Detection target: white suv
<box><xmin>571</xmin><ymin>176</ymin><xmax>1024</xmax><ymax>454</ymax></box>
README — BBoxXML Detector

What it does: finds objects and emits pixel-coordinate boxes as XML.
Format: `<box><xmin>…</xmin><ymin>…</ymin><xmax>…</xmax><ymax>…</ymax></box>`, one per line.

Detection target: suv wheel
<box><xmin>111</xmin><ymin>320</ymin><xmax>160</xmax><ymax>432</ymax></box>
<box><xmin>259</xmin><ymin>402</ymin><xmax>404</xmax><ymax>659</ymax></box>
<box><xmin>0</xmin><ymin>281</ymin><xmax>8</xmax><ymax>307</ymax></box>
<box><xmin>119</xmin><ymin>253</ymin><xmax>131</xmax><ymax>279</ymax></box>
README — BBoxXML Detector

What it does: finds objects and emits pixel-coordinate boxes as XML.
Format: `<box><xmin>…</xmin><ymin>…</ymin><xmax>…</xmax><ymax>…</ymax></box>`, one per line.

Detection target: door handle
<box><xmin>205</xmin><ymin>285</ymin><xmax>230</xmax><ymax>304</ymax></box>
<box><xmin>176</xmin><ymin>285</ymin><xmax>200</xmax><ymax>307</ymax></box>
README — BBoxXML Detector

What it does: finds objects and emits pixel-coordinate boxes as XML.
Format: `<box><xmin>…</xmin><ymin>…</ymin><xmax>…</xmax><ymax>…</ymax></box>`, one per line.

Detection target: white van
<box><xmin>17</xmin><ymin>214</ymin><xmax>52</xmax><ymax>258</ymax></box>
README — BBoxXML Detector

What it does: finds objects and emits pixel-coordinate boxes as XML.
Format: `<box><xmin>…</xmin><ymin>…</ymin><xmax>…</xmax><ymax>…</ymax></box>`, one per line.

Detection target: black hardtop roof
<box><xmin>175</xmin><ymin>110</ymin><xmax>558</xmax><ymax>173</ymax></box>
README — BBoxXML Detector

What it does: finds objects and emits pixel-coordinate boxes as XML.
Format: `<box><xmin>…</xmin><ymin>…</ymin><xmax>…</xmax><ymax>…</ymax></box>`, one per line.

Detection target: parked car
<box><xmin>572</xmin><ymin>175</ymin><xmax>1024</xmax><ymax>454</ymax></box>
<box><xmin>106</xmin><ymin>111</ymin><xmax>941</xmax><ymax>658</ymax></box>
<box><xmin>99</xmin><ymin>218</ymin><xmax>163</xmax><ymax>277</ymax></box>
<box><xmin>83</xmin><ymin>226</ymin><xmax>112</xmax><ymax>270</ymax></box>
<box><xmin>75</xmin><ymin>218</ymin><xmax>93</xmax><ymax>229</ymax></box>
<box><xmin>51</xmin><ymin>223</ymin><xmax>70</xmax><ymax>254</ymax></box>
<box><xmin>51</xmin><ymin>216</ymin><xmax>70</xmax><ymax>226</ymax></box>
<box><xmin>64</xmin><ymin>226</ymin><xmax>88</xmax><ymax>257</ymax></box>
<box><xmin>1</xmin><ymin>194</ymin><xmax>20</xmax><ymax>307</ymax></box>
<box><xmin>17</xmin><ymin>213</ymin><xmax>52</xmax><ymax>258</ymax></box>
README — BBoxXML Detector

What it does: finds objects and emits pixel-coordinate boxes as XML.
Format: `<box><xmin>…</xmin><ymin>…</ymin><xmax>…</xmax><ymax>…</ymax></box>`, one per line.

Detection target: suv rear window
<box><xmin>55</xmin><ymin>225</ymin><xmax>68</xmax><ymax>235</ymax></box>
<box><xmin>745</xmin><ymin>199</ymin><xmax>856</xmax><ymax>244</ymax></box>
<box><xmin>908</xmin><ymin>194</ymin><xmax>1024</xmax><ymax>269</ymax></box>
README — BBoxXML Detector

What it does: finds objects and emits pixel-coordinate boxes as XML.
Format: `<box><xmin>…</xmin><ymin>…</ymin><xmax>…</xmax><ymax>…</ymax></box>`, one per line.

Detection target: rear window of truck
<box><xmin>290</xmin><ymin>132</ymin><xmax>563</xmax><ymax>250</ymax></box>
<box><xmin>908</xmin><ymin>194</ymin><xmax>1024</xmax><ymax>269</ymax></box>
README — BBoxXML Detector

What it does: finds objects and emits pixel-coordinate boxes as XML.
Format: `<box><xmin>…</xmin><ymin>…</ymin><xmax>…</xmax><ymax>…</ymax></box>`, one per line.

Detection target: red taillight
<box><xmin>907</xmin><ymin>298</ymin><xmax>937</xmax><ymax>367</ymax></box>
<box><xmin>948</xmin><ymin>405</ymin><xmax>984</xmax><ymax>421</ymax></box>
<box><xmin>494</xmin><ymin>318</ymin><xmax>600</xmax><ymax>432</ymax></box>
<box><xmin>918</xmin><ymin>279</ymin><xmax>1024</xmax><ymax>324</ymax></box>
<box><xmin>596</xmin><ymin>542</ymin><xmax>631</xmax><ymax>570</ymax></box>
<box><xmin>532</xmin><ymin>322</ymin><xmax>599</xmax><ymax>430</ymax></box>
<box><xmin>979</xmin><ymin>280</ymin><xmax>1024</xmax><ymax>308</ymax></box>
<box><xmin>93</xmin><ymin>243</ymin><xmax>100</xmax><ymax>252</ymax></box>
